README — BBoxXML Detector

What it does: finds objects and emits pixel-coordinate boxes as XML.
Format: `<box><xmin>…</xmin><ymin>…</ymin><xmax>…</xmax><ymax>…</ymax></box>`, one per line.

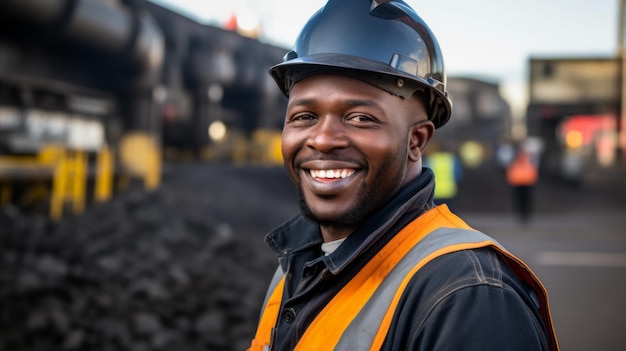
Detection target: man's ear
<box><xmin>408</xmin><ymin>120</ymin><xmax>435</xmax><ymax>162</ymax></box>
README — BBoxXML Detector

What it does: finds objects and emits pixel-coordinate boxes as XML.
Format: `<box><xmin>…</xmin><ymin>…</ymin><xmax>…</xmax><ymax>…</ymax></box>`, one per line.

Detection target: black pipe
<box><xmin>0</xmin><ymin>0</ymin><xmax>164</xmax><ymax>85</ymax></box>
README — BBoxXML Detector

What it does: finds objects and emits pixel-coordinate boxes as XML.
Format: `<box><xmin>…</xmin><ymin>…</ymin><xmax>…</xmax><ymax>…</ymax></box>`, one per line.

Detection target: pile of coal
<box><xmin>0</xmin><ymin>164</ymin><xmax>298</xmax><ymax>351</ymax></box>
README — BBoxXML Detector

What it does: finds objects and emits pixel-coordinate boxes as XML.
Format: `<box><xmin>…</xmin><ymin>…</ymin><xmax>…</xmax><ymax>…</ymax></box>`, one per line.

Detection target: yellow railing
<box><xmin>0</xmin><ymin>132</ymin><xmax>161</xmax><ymax>220</ymax></box>
<box><xmin>0</xmin><ymin>145</ymin><xmax>91</xmax><ymax>220</ymax></box>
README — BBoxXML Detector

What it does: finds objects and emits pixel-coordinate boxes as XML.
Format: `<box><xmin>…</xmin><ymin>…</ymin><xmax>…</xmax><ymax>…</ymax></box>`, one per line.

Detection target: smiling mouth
<box><xmin>309</xmin><ymin>169</ymin><xmax>356</xmax><ymax>180</ymax></box>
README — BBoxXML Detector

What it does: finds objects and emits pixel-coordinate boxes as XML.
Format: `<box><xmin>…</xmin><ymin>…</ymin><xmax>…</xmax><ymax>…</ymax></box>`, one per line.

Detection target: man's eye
<box><xmin>348</xmin><ymin>114</ymin><xmax>375</xmax><ymax>123</ymax></box>
<box><xmin>288</xmin><ymin>113</ymin><xmax>316</xmax><ymax>123</ymax></box>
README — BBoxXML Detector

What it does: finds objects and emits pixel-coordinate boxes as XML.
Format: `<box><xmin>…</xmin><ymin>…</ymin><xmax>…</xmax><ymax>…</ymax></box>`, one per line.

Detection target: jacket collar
<box><xmin>264</xmin><ymin>168</ymin><xmax>436</xmax><ymax>274</ymax></box>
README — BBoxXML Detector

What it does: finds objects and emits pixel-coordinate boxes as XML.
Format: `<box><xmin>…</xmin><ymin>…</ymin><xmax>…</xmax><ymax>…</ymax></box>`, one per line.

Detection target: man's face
<box><xmin>282</xmin><ymin>74</ymin><xmax>431</xmax><ymax>240</ymax></box>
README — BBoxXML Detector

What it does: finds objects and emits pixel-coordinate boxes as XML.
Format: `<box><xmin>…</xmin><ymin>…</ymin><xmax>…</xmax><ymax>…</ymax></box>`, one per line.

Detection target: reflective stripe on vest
<box><xmin>429</xmin><ymin>153</ymin><xmax>457</xmax><ymax>199</ymax></box>
<box><xmin>248</xmin><ymin>205</ymin><xmax>559</xmax><ymax>351</ymax></box>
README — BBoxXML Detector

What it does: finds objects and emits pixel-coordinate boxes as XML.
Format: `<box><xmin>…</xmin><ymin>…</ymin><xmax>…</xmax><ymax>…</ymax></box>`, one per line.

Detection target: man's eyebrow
<box><xmin>343</xmin><ymin>99</ymin><xmax>383</xmax><ymax>110</ymax></box>
<box><xmin>337</xmin><ymin>99</ymin><xmax>386</xmax><ymax>116</ymax></box>
<box><xmin>288</xmin><ymin>97</ymin><xmax>385</xmax><ymax>112</ymax></box>
<box><xmin>287</xmin><ymin>97</ymin><xmax>316</xmax><ymax>108</ymax></box>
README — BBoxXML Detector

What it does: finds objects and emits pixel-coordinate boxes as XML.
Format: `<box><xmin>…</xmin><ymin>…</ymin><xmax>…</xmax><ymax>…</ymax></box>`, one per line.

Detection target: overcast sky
<box><xmin>149</xmin><ymin>0</ymin><xmax>620</xmax><ymax>116</ymax></box>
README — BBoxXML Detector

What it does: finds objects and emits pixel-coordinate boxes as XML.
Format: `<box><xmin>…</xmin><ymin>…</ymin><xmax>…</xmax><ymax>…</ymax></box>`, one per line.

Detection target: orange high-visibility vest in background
<box><xmin>248</xmin><ymin>205</ymin><xmax>559</xmax><ymax>351</ymax></box>
<box><xmin>507</xmin><ymin>152</ymin><xmax>538</xmax><ymax>186</ymax></box>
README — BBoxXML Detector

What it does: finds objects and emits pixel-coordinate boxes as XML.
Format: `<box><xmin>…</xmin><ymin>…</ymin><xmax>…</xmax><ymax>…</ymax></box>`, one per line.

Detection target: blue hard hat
<box><xmin>269</xmin><ymin>0</ymin><xmax>452</xmax><ymax>128</ymax></box>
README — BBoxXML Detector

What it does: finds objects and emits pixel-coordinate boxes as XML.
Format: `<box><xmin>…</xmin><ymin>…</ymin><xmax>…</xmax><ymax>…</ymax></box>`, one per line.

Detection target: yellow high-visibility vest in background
<box><xmin>429</xmin><ymin>152</ymin><xmax>458</xmax><ymax>199</ymax></box>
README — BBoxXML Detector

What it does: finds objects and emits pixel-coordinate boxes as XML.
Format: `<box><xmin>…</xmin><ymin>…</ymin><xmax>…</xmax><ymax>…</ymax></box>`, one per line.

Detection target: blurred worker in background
<box><xmin>496</xmin><ymin>136</ymin><xmax>516</xmax><ymax>170</ymax></box>
<box><xmin>424</xmin><ymin>141</ymin><xmax>463</xmax><ymax>211</ymax></box>
<box><xmin>506</xmin><ymin>143</ymin><xmax>539</xmax><ymax>224</ymax></box>
<box><xmin>248</xmin><ymin>0</ymin><xmax>559</xmax><ymax>350</ymax></box>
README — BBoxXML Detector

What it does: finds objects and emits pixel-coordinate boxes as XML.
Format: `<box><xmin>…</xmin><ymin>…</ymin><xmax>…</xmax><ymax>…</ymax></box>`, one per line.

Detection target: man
<box><xmin>506</xmin><ymin>143</ymin><xmax>539</xmax><ymax>224</ymax></box>
<box><xmin>248</xmin><ymin>0</ymin><xmax>559</xmax><ymax>350</ymax></box>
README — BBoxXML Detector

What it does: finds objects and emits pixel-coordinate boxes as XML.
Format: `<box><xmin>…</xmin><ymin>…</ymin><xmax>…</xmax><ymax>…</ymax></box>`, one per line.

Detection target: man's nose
<box><xmin>307</xmin><ymin>117</ymin><xmax>349</xmax><ymax>152</ymax></box>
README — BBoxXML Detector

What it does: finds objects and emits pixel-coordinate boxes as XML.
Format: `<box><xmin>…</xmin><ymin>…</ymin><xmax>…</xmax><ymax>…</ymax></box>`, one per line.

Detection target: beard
<box><xmin>296</xmin><ymin>185</ymin><xmax>374</xmax><ymax>229</ymax></box>
<box><xmin>296</xmin><ymin>147</ymin><xmax>408</xmax><ymax>231</ymax></box>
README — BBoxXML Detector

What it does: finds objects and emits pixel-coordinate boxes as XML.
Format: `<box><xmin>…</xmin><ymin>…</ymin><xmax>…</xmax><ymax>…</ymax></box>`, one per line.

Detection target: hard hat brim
<box><xmin>269</xmin><ymin>53</ymin><xmax>452</xmax><ymax>128</ymax></box>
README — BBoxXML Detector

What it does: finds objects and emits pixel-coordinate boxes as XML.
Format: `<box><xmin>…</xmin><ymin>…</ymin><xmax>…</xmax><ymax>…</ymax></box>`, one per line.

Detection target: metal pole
<box><xmin>617</xmin><ymin>0</ymin><xmax>626</xmax><ymax>55</ymax></box>
<box><xmin>617</xmin><ymin>0</ymin><xmax>626</xmax><ymax>160</ymax></box>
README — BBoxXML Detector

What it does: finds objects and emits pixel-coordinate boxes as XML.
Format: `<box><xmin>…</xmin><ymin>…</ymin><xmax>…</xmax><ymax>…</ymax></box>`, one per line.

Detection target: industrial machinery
<box><xmin>0</xmin><ymin>0</ymin><xmax>517</xmax><ymax>218</ymax></box>
<box><xmin>0</xmin><ymin>0</ymin><xmax>287</xmax><ymax>218</ymax></box>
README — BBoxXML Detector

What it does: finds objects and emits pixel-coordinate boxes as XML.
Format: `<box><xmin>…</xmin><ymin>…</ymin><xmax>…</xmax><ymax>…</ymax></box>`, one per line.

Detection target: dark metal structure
<box><xmin>0</xmin><ymin>0</ymin><xmax>288</xmax><ymax>156</ymax></box>
<box><xmin>438</xmin><ymin>76</ymin><xmax>512</xmax><ymax>146</ymax></box>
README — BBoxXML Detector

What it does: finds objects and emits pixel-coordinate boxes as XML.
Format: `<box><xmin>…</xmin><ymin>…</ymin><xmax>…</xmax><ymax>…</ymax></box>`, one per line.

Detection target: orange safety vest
<box><xmin>507</xmin><ymin>153</ymin><xmax>538</xmax><ymax>186</ymax></box>
<box><xmin>248</xmin><ymin>205</ymin><xmax>559</xmax><ymax>351</ymax></box>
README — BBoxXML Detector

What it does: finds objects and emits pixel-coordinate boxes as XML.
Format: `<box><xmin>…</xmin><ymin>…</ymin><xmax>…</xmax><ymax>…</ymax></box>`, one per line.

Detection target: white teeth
<box><xmin>310</xmin><ymin>169</ymin><xmax>355</xmax><ymax>179</ymax></box>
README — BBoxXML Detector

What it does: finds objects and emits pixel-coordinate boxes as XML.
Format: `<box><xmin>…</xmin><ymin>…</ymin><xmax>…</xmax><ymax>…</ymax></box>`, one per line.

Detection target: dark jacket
<box><xmin>262</xmin><ymin>168</ymin><xmax>554</xmax><ymax>350</ymax></box>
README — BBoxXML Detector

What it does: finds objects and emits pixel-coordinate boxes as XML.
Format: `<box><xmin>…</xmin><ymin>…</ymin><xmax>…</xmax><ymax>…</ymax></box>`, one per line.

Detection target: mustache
<box><xmin>295</xmin><ymin>154</ymin><xmax>362</xmax><ymax>169</ymax></box>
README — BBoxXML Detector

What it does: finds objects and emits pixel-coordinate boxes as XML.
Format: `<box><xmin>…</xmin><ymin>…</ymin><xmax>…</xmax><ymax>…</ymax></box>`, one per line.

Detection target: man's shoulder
<box><xmin>386</xmin><ymin>247</ymin><xmax>549</xmax><ymax>350</ymax></box>
<box><xmin>401</xmin><ymin>246</ymin><xmax>531</xmax><ymax>308</ymax></box>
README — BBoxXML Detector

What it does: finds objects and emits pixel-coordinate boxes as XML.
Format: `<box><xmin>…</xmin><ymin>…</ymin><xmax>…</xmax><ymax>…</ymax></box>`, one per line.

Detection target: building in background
<box><xmin>432</xmin><ymin>77</ymin><xmax>513</xmax><ymax>168</ymax></box>
<box><xmin>525</xmin><ymin>57</ymin><xmax>623</xmax><ymax>185</ymax></box>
